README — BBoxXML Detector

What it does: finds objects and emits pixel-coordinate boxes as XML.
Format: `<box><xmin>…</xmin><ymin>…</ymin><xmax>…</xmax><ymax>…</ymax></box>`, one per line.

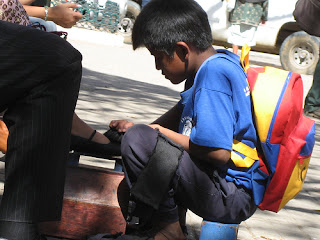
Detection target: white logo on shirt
<box><xmin>181</xmin><ymin>117</ymin><xmax>193</xmax><ymax>136</ymax></box>
<box><xmin>244</xmin><ymin>86</ymin><xmax>250</xmax><ymax>97</ymax></box>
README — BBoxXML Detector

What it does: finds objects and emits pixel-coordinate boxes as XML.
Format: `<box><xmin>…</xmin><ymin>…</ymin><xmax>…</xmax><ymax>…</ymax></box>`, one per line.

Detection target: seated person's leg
<box><xmin>0</xmin><ymin>20</ymin><xmax>82</xmax><ymax>239</ymax></box>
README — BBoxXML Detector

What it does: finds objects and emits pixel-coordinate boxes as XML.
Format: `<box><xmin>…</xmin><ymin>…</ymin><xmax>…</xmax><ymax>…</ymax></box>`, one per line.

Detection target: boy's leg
<box><xmin>121</xmin><ymin>124</ymin><xmax>180</xmax><ymax>223</ymax></box>
<box><xmin>121</xmin><ymin>124</ymin><xmax>256</xmax><ymax>226</ymax></box>
<box><xmin>173</xmin><ymin>155</ymin><xmax>256</xmax><ymax>224</ymax></box>
<box><xmin>0</xmin><ymin>21</ymin><xmax>82</xmax><ymax>238</ymax></box>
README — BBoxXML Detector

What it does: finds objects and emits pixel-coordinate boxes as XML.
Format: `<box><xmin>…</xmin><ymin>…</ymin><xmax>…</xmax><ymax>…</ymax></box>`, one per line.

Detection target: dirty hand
<box><xmin>109</xmin><ymin>120</ymin><xmax>134</xmax><ymax>133</ymax></box>
<box><xmin>48</xmin><ymin>3</ymin><xmax>83</xmax><ymax>28</ymax></box>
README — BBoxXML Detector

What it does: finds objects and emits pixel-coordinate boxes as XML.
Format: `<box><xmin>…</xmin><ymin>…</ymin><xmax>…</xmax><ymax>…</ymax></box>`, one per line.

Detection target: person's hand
<box><xmin>48</xmin><ymin>3</ymin><xmax>83</xmax><ymax>28</ymax></box>
<box><xmin>109</xmin><ymin>120</ymin><xmax>134</xmax><ymax>132</ymax></box>
<box><xmin>261</xmin><ymin>20</ymin><xmax>266</xmax><ymax>25</ymax></box>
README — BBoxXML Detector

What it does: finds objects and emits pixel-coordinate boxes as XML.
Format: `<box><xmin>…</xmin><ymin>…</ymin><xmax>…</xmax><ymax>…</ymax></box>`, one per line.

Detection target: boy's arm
<box><xmin>148</xmin><ymin>124</ymin><xmax>230</xmax><ymax>166</ymax></box>
<box><xmin>189</xmin><ymin>142</ymin><xmax>231</xmax><ymax>166</ymax></box>
<box><xmin>148</xmin><ymin>124</ymin><xmax>189</xmax><ymax>150</ymax></box>
<box><xmin>152</xmin><ymin>103</ymin><xmax>181</xmax><ymax>132</ymax></box>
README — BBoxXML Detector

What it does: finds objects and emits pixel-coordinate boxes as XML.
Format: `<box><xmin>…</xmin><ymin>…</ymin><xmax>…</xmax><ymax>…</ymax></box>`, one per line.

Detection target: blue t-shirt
<box><xmin>178</xmin><ymin>49</ymin><xmax>267</xmax><ymax>203</ymax></box>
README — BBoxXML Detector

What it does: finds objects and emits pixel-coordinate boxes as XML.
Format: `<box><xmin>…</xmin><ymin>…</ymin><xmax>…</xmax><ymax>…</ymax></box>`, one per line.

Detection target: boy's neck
<box><xmin>185</xmin><ymin>47</ymin><xmax>217</xmax><ymax>90</ymax></box>
<box><xmin>191</xmin><ymin>46</ymin><xmax>217</xmax><ymax>75</ymax></box>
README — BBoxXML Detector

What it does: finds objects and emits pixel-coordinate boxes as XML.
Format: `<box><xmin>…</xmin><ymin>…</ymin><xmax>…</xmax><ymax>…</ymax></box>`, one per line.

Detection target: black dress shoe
<box><xmin>104</xmin><ymin>127</ymin><xmax>125</xmax><ymax>144</ymax></box>
<box><xmin>70</xmin><ymin>130</ymin><xmax>121</xmax><ymax>158</ymax></box>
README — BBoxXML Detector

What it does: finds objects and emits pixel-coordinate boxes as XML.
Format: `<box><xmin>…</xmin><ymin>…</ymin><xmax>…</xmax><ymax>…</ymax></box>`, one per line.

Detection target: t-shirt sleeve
<box><xmin>189</xmin><ymin>61</ymin><xmax>234</xmax><ymax>150</ymax></box>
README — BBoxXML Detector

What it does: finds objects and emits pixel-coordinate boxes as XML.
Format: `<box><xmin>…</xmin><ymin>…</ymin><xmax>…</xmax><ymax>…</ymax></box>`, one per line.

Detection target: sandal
<box><xmin>70</xmin><ymin>130</ymin><xmax>121</xmax><ymax>158</ymax></box>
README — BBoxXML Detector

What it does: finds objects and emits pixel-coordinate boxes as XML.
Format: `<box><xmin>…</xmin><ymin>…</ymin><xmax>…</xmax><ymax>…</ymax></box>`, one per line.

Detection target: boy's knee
<box><xmin>122</xmin><ymin>124</ymin><xmax>153</xmax><ymax>147</ymax></box>
<box><xmin>121</xmin><ymin>124</ymin><xmax>158</xmax><ymax>159</ymax></box>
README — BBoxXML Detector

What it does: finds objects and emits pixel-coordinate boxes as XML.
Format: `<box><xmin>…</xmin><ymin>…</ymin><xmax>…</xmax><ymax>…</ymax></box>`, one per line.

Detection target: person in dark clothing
<box><xmin>0</xmin><ymin>20</ymin><xmax>82</xmax><ymax>240</ymax></box>
<box><xmin>293</xmin><ymin>0</ymin><xmax>320</xmax><ymax>119</ymax></box>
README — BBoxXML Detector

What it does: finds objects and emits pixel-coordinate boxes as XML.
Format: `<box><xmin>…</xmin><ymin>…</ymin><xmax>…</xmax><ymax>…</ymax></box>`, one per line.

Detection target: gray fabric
<box><xmin>131</xmin><ymin>131</ymin><xmax>184</xmax><ymax>210</ymax></box>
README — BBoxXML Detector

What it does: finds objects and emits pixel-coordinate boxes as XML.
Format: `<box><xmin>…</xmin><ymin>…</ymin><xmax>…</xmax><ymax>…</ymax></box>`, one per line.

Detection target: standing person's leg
<box><xmin>232</xmin><ymin>44</ymin><xmax>239</xmax><ymax>54</ymax></box>
<box><xmin>121</xmin><ymin>124</ymin><xmax>256</xmax><ymax>239</ymax></box>
<box><xmin>304</xmin><ymin>57</ymin><xmax>320</xmax><ymax>118</ymax></box>
<box><xmin>0</xmin><ymin>21</ymin><xmax>82</xmax><ymax>239</ymax></box>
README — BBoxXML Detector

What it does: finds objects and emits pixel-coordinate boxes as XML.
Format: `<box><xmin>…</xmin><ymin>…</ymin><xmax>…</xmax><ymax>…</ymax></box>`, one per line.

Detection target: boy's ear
<box><xmin>176</xmin><ymin>41</ymin><xmax>190</xmax><ymax>61</ymax></box>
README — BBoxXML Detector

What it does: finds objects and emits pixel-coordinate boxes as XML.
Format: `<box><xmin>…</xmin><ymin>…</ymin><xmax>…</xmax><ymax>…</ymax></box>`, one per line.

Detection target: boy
<box><xmin>110</xmin><ymin>0</ymin><xmax>267</xmax><ymax>239</ymax></box>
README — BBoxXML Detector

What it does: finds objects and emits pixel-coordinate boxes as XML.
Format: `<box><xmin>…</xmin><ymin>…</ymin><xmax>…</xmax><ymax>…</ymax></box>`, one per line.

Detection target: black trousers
<box><xmin>0</xmin><ymin>20</ymin><xmax>82</xmax><ymax>222</ymax></box>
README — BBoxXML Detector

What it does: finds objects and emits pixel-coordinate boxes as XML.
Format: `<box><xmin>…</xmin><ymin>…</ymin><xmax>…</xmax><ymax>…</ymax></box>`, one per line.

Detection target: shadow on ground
<box><xmin>75</xmin><ymin>67</ymin><xmax>181</xmax><ymax>130</ymax></box>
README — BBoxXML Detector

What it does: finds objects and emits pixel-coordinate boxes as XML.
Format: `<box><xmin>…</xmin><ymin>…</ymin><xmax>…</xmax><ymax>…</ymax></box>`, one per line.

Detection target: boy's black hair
<box><xmin>132</xmin><ymin>0</ymin><xmax>213</xmax><ymax>57</ymax></box>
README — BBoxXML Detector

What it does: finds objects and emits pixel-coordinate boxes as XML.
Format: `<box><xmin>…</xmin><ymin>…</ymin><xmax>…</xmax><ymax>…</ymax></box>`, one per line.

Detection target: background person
<box><xmin>20</xmin><ymin>0</ymin><xmax>82</xmax><ymax>29</ymax></box>
<box><xmin>227</xmin><ymin>0</ymin><xmax>268</xmax><ymax>54</ymax></box>
<box><xmin>293</xmin><ymin>0</ymin><xmax>320</xmax><ymax>119</ymax></box>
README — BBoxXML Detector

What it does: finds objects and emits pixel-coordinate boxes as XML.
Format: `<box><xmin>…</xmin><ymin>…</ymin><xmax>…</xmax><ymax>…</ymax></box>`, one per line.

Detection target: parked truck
<box><xmin>197</xmin><ymin>0</ymin><xmax>320</xmax><ymax>75</ymax></box>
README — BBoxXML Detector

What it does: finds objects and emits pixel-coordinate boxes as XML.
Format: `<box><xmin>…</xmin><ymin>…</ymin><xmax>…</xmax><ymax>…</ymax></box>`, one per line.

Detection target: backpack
<box><xmin>238</xmin><ymin>45</ymin><xmax>316</xmax><ymax>212</ymax></box>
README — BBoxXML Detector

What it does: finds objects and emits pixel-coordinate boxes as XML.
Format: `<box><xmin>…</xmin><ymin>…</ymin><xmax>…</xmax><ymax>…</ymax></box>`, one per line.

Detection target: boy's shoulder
<box><xmin>199</xmin><ymin>49</ymin><xmax>243</xmax><ymax>74</ymax></box>
<box><xmin>208</xmin><ymin>49</ymin><xmax>241</xmax><ymax>66</ymax></box>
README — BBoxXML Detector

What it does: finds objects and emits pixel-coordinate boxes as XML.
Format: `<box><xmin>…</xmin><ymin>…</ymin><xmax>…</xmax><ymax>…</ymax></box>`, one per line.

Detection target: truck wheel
<box><xmin>117</xmin><ymin>1</ymin><xmax>141</xmax><ymax>44</ymax></box>
<box><xmin>280</xmin><ymin>31</ymin><xmax>320</xmax><ymax>75</ymax></box>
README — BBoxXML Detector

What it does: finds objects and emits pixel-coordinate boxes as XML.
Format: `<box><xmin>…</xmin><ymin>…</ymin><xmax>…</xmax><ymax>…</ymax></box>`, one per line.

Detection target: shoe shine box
<box><xmin>39</xmin><ymin>164</ymin><xmax>129</xmax><ymax>239</ymax></box>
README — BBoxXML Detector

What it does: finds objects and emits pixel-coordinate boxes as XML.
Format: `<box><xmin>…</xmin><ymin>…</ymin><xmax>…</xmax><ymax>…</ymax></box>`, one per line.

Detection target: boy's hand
<box><xmin>109</xmin><ymin>120</ymin><xmax>134</xmax><ymax>132</ymax></box>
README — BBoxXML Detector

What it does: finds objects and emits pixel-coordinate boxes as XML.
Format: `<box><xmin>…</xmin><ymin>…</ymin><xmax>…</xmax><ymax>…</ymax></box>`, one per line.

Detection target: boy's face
<box><xmin>149</xmin><ymin>48</ymin><xmax>187</xmax><ymax>84</ymax></box>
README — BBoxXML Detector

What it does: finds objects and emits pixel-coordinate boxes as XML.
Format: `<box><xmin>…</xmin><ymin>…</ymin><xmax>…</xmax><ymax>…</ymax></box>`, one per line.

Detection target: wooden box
<box><xmin>39</xmin><ymin>164</ymin><xmax>129</xmax><ymax>239</ymax></box>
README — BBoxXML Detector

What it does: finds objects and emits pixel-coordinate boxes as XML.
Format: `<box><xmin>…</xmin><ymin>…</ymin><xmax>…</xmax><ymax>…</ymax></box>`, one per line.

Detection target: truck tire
<box><xmin>280</xmin><ymin>31</ymin><xmax>320</xmax><ymax>75</ymax></box>
<box><xmin>117</xmin><ymin>1</ymin><xmax>141</xmax><ymax>44</ymax></box>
